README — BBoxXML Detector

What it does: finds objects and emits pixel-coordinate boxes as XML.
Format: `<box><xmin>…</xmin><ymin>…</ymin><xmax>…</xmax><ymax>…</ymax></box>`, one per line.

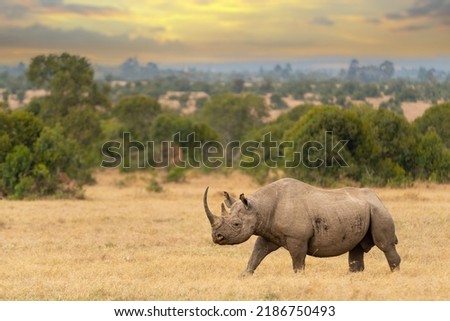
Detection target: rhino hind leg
<box><xmin>370</xmin><ymin>205</ymin><xmax>401</xmax><ymax>271</ymax></box>
<box><xmin>348</xmin><ymin>229</ymin><xmax>376</xmax><ymax>272</ymax></box>
<box><xmin>376</xmin><ymin>233</ymin><xmax>401</xmax><ymax>271</ymax></box>
<box><xmin>348</xmin><ymin>244</ymin><xmax>365</xmax><ymax>272</ymax></box>
<box><xmin>383</xmin><ymin>246</ymin><xmax>401</xmax><ymax>271</ymax></box>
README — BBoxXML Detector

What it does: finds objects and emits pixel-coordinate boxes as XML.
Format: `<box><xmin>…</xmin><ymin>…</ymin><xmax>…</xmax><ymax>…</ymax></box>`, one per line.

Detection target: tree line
<box><xmin>0</xmin><ymin>53</ymin><xmax>449</xmax><ymax>198</ymax></box>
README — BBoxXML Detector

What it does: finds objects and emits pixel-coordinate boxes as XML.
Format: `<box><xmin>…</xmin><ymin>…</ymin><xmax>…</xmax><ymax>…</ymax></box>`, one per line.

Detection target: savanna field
<box><xmin>0</xmin><ymin>170</ymin><xmax>449</xmax><ymax>301</ymax></box>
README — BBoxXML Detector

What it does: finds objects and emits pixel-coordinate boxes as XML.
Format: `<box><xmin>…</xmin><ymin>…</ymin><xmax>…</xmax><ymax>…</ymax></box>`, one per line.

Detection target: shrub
<box><xmin>147</xmin><ymin>178</ymin><xmax>163</xmax><ymax>192</ymax></box>
<box><xmin>0</xmin><ymin>115</ymin><xmax>93</xmax><ymax>198</ymax></box>
<box><xmin>415</xmin><ymin>128</ymin><xmax>450</xmax><ymax>182</ymax></box>
<box><xmin>282</xmin><ymin>106</ymin><xmax>374</xmax><ymax>185</ymax></box>
<box><xmin>1</xmin><ymin>145</ymin><xmax>33</xmax><ymax>195</ymax></box>
<box><xmin>414</xmin><ymin>103</ymin><xmax>450</xmax><ymax>148</ymax></box>
<box><xmin>165</xmin><ymin>167</ymin><xmax>187</xmax><ymax>183</ymax></box>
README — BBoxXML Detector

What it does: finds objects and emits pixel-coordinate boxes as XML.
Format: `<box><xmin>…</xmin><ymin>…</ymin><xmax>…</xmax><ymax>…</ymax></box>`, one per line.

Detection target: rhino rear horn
<box><xmin>221</xmin><ymin>203</ymin><xmax>230</xmax><ymax>216</ymax></box>
<box><xmin>240</xmin><ymin>193</ymin><xmax>250</xmax><ymax>209</ymax></box>
<box><xmin>223</xmin><ymin>191</ymin><xmax>236</xmax><ymax>208</ymax></box>
<box><xmin>203</xmin><ymin>187</ymin><xmax>220</xmax><ymax>226</ymax></box>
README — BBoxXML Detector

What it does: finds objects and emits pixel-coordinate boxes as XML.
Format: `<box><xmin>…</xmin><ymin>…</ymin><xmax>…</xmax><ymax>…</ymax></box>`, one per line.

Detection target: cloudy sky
<box><xmin>0</xmin><ymin>0</ymin><xmax>449</xmax><ymax>65</ymax></box>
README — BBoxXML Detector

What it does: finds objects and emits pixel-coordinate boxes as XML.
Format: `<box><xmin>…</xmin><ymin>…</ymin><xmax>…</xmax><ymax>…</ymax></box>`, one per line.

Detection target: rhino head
<box><xmin>203</xmin><ymin>187</ymin><xmax>258</xmax><ymax>245</ymax></box>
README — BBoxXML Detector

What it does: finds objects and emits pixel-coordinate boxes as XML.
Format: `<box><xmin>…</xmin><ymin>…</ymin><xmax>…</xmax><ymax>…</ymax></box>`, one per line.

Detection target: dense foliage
<box><xmin>239</xmin><ymin>104</ymin><xmax>449</xmax><ymax>185</ymax></box>
<box><xmin>1</xmin><ymin>53</ymin><xmax>107</xmax><ymax>198</ymax></box>
<box><xmin>0</xmin><ymin>111</ymin><xmax>90</xmax><ymax>198</ymax></box>
<box><xmin>0</xmin><ymin>53</ymin><xmax>449</xmax><ymax>198</ymax></box>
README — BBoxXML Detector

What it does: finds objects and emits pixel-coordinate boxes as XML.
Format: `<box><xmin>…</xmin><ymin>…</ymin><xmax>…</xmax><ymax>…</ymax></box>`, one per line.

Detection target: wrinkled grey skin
<box><xmin>203</xmin><ymin>178</ymin><xmax>401</xmax><ymax>275</ymax></box>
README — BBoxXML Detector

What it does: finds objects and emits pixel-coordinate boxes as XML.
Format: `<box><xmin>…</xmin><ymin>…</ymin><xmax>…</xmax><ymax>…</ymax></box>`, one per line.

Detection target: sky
<box><xmin>0</xmin><ymin>0</ymin><xmax>449</xmax><ymax>65</ymax></box>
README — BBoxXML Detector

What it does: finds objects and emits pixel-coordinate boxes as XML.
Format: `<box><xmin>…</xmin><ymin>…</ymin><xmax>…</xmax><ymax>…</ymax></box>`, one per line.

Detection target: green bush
<box><xmin>14</xmin><ymin>176</ymin><xmax>35</xmax><ymax>200</ymax></box>
<box><xmin>0</xmin><ymin>110</ymin><xmax>43</xmax><ymax>153</ymax></box>
<box><xmin>363</xmin><ymin>108</ymin><xmax>417</xmax><ymax>173</ymax></box>
<box><xmin>147</xmin><ymin>178</ymin><xmax>163</xmax><ymax>192</ymax></box>
<box><xmin>200</xmin><ymin>93</ymin><xmax>268</xmax><ymax>142</ymax></box>
<box><xmin>32</xmin><ymin>163</ymin><xmax>55</xmax><ymax>195</ymax></box>
<box><xmin>1</xmin><ymin>145</ymin><xmax>33</xmax><ymax>195</ymax></box>
<box><xmin>282</xmin><ymin>106</ymin><xmax>373</xmax><ymax>184</ymax></box>
<box><xmin>0</xmin><ymin>112</ymin><xmax>93</xmax><ymax>199</ymax></box>
<box><xmin>165</xmin><ymin>167</ymin><xmax>187</xmax><ymax>183</ymax></box>
<box><xmin>113</xmin><ymin>95</ymin><xmax>162</xmax><ymax>141</ymax></box>
<box><xmin>415</xmin><ymin>128</ymin><xmax>450</xmax><ymax>182</ymax></box>
<box><xmin>378</xmin><ymin>158</ymin><xmax>412</xmax><ymax>187</ymax></box>
<box><xmin>414</xmin><ymin>103</ymin><xmax>450</xmax><ymax>148</ymax></box>
<box><xmin>270</xmin><ymin>93</ymin><xmax>288</xmax><ymax>109</ymax></box>
<box><xmin>239</xmin><ymin>104</ymin><xmax>446</xmax><ymax>187</ymax></box>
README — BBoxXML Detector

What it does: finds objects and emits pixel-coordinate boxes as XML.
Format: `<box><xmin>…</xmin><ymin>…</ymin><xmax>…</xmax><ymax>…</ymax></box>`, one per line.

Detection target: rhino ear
<box><xmin>223</xmin><ymin>191</ymin><xmax>236</xmax><ymax>208</ymax></box>
<box><xmin>240</xmin><ymin>193</ymin><xmax>250</xmax><ymax>210</ymax></box>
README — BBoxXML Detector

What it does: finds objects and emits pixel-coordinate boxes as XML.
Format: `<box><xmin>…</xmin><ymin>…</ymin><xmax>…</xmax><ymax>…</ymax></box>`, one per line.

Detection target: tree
<box><xmin>380</xmin><ymin>60</ymin><xmax>395</xmax><ymax>79</ymax></box>
<box><xmin>0</xmin><ymin>113</ymin><xmax>91</xmax><ymax>198</ymax></box>
<box><xmin>1</xmin><ymin>145</ymin><xmax>34</xmax><ymax>197</ymax></box>
<box><xmin>379</xmin><ymin>98</ymin><xmax>403</xmax><ymax>115</ymax></box>
<box><xmin>347</xmin><ymin>59</ymin><xmax>359</xmax><ymax>79</ymax></box>
<box><xmin>0</xmin><ymin>111</ymin><xmax>43</xmax><ymax>160</ymax></box>
<box><xmin>259</xmin><ymin>77</ymin><xmax>274</xmax><ymax>93</ymax></box>
<box><xmin>16</xmin><ymin>90</ymin><xmax>26</xmax><ymax>104</ymax></box>
<box><xmin>62</xmin><ymin>107</ymin><xmax>103</xmax><ymax>148</ymax></box>
<box><xmin>200</xmin><ymin>93</ymin><xmax>268</xmax><ymax>142</ymax></box>
<box><xmin>1</xmin><ymin>53</ymin><xmax>111</xmax><ymax>197</ymax></box>
<box><xmin>415</xmin><ymin>128</ymin><xmax>450</xmax><ymax>182</ymax></box>
<box><xmin>232</xmin><ymin>78</ymin><xmax>245</xmax><ymax>93</ymax></box>
<box><xmin>150</xmin><ymin>112</ymin><xmax>219</xmax><ymax>168</ymax></box>
<box><xmin>0</xmin><ymin>102</ymin><xmax>8</xmax><ymax>112</ymax></box>
<box><xmin>360</xmin><ymin>108</ymin><xmax>417</xmax><ymax>185</ymax></box>
<box><xmin>275</xmin><ymin>106</ymin><xmax>424</xmax><ymax>186</ymax></box>
<box><xmin>396</xmin><ymin>87</ymin><xmax>419</xmax><ymax>102</ymax></box>
<box><xmin>369</xmin><ymin>108</ymin><xmax>417</xmax><ymax>166</ymax></box>
<box><xmin>113</xmin><ymin>95</ymin><xmax>162</xmax><ymax>141</ymax></box>
<box><xmin>151</xmin><ymin>112</ymin><xmax>195</xmax><ymax>143</ymax></box>
<box><xmin>33</xmin><ymin>125</ymin><xmax>88</xmax><ymax>181</ymax></box>
<box><xmin>282</xmin><ymin>106</ymin><xmax>375</xmax><ymax>185</ymax></box>
<box><xmin>414</xmin><ymin>103</ymin><xmax>450</xmax><ymax>148</ymax></box>
<box><xmin>241</xmin><ymin>106</ymin><xmax>314</xmax><ymax>184</ymax></box>
<box><xmin>26</xmin><ymin>53</ymin><xmax>109</xmax><ymax>121</ymax></box>
<box><xmin>270</xmin><ymin>93</ymin><xmax>288</xmax><ymax>109</ymax></box>
<box><xmin>27</xmin><ymin>53</ymin><xmax>92</xmax><ymax>104</ymax></box>
<box><xmin>2</xmin><ymin>89</ymin><xmax>9</xmax><ymax>105</ymax></box>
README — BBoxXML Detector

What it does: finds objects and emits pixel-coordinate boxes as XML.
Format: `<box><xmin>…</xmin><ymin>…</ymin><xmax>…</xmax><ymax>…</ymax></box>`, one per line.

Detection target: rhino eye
<box><xmin>232</xmin><ymin>222</ymin><xmax>241</xmax><ymax>228</ymax></box>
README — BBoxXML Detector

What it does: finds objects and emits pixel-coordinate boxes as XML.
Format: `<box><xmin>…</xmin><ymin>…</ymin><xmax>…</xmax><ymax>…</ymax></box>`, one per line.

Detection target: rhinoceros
<box><xmin>203</xmin><ymin>178</ymin><xmax>401</xmax><ymax>275</ymax></box>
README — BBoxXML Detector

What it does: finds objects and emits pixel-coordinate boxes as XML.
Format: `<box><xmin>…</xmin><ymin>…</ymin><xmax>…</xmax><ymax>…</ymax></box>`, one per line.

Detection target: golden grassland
<box><xmin>0</xmin><ymin>170</ymin><xmax>449</xmax><ymax>301</ymax></box>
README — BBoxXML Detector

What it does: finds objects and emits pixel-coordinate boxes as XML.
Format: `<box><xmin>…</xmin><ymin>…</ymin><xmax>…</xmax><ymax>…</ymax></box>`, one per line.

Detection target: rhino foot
<box><xmin>240</xmin><ymin>270</ymin><xmax>254</xmax><ymax>278</ymax></box>
<box><xmin>390</xmin><ymin>264</ymin><xmax>400</xmax><ymax>272</ymax></box>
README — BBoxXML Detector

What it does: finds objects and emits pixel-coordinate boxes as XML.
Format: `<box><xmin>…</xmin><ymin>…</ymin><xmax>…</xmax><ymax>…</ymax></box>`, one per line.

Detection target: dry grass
<box><xmin>0</xmin><ymin>170</ymin><xmax>449</xmax><ymax>301</ymax></box>
<box><xmin>401</xmin><ymin>101</ymin><xmax>433</xmax><ymax>122</ymax></box>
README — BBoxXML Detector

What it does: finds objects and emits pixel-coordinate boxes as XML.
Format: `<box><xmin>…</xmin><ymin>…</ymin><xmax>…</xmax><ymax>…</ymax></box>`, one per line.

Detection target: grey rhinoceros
<box><xmin>203</xmin><ymin>178</ymin><xmax>401</xmax><ymax>275</ymax></box>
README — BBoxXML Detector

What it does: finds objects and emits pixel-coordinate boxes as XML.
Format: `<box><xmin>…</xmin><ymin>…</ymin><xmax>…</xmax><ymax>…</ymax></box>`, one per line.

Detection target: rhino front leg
<box><xmin>243</xmin><ymin>236</ymin><xmax>280</xmax><ymax>276</ymax></box>
<box><xmin>286</xmin><ymin>238</ymin><xmax>308</xmax><ymax>273</ymax></box>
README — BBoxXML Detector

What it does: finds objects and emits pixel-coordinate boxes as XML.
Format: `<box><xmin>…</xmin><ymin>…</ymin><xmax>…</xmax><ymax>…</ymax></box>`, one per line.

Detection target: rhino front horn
<box><xmin>203</xmin><ymin>187</ymin><xmax>220</xmax><ymax>226</ymax></box>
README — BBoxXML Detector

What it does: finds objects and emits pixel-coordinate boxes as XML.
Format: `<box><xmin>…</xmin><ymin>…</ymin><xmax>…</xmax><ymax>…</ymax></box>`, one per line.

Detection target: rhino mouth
<box><xmin>212</xmin><ymin>229</ymin><xmax>227</xmax><ymax>244</ymax></box>
<box><xmin>212</xmin><ymin>233</ymin><xmax>248</xmax><ymax>245</ymax></box>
